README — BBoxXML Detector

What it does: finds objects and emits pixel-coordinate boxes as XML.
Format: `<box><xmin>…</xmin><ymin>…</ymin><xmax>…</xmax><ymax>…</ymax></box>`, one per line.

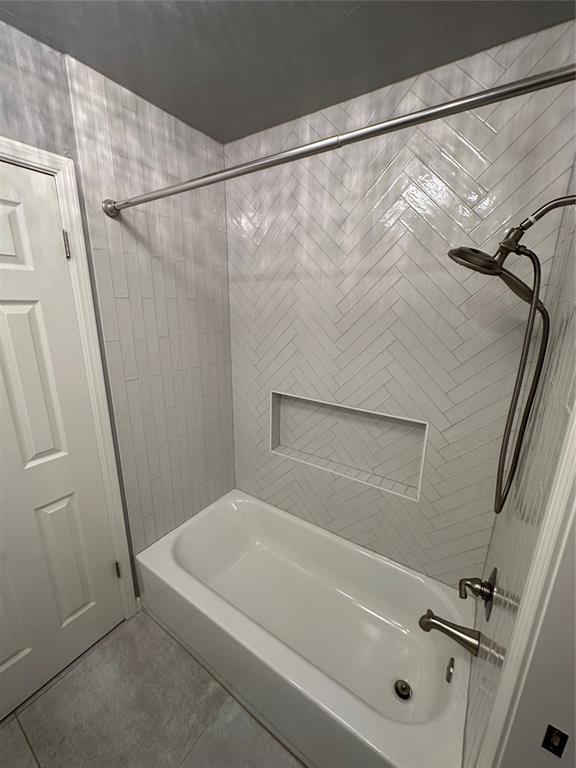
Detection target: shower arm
<box><xmin>520</xmin><ymin>195</ymin><xmax>576</xmax><ymax>230</ymax></box>
<box><xmin>494</xmin><ymin>195</ymin><xmax>576</xmax><ymax>266</ymax></box>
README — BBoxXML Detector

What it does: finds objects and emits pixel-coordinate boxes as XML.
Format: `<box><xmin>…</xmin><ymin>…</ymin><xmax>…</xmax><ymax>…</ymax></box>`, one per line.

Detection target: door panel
<box><xmin>0</xmin><ymin>300</ymin><xmax>67</xmax><ymax>465</ymax></box>
<box><xmin>0</xmin><ymin>161</ymin><xmax>124</xmax><ymax>718</ymax></box>
<box><xmin>35</xmin><ymin>493</ymin><xmax>95</xmax><ymax>627</ymax></box>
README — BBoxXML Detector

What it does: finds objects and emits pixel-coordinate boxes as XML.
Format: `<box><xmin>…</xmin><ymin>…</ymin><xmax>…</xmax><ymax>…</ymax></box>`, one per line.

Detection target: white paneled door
<box><xmin>0</xmin><ymin>160</ymin><xmax>124</xmax><ymax>718</ymax></box>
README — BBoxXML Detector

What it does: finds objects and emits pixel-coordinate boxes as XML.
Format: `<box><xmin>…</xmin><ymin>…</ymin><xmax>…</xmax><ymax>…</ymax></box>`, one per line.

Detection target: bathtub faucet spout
<box><xmin>418</xmin><ymin>609</ymin><xmax>480</xmax><ymax>656</ymax></box>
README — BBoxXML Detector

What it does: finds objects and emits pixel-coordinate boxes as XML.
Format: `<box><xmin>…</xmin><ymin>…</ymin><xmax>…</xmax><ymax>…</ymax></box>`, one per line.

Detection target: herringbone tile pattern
<box><xmin>225</xmin><ymin>22</ymin><xmax>575</xmax><ymax>586</ymax></box>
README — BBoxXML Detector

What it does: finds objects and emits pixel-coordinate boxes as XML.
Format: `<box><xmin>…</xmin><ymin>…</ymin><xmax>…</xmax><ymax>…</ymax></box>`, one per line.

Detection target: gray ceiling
<box><xmin>0</xmin><ymin>1</ymin><xmax>573</xmax><ymax>143</ymax></box>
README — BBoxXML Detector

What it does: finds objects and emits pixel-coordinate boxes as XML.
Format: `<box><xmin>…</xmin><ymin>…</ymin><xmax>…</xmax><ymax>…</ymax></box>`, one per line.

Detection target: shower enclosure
<box><xmin>94</xmin><ymin>52</ymin><xmax>576</xmax><ymax>768</ymax></box>
<box><xmin>66</xmin><ymin>19</ymin><xmax>576</xmax><ymax>768</ymax></box>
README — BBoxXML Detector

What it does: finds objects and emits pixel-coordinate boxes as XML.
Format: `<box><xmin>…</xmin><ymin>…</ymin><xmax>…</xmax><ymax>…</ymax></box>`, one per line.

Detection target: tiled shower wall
<box><xmin>225</xmin><ymin>21</ymin><xmax>575</xmax><ymax>586</ymax></box>
<box><xmin>464</xmin><ymin>174</ymin><xmax>576</xmax><ymax>766</ymax></box>
<box><xmin>66</xmin><ymin>59</ymin><xmax>235</xmax><ymax>553</ymax></box>
<box><xmin>2</xmin><ymin>17</ymin><xmax>574</xmax><ymax>592</ymax></box>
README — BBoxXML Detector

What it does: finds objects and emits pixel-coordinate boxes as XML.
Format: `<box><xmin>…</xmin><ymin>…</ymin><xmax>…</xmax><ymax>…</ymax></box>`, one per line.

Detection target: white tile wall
<box><xmin>67</xmin><ymin>58</ymin><xmax>235</xmax><ymax>552</ymax></box>
<box><xmin>464</xmin><ymin>169</ymin><xmax>576</xmax><ymax>767</ymax></box>
<box><xmin>225</xmin><ymin>21</ymin><xmax>575</xmax><ymax>586</ymax></box>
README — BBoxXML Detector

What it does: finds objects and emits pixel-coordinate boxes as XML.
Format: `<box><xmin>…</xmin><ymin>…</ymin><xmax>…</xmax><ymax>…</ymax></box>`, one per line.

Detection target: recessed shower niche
<box><xmin>270</xmin><ymin>392</ymin><xmax>428</xmax><ymax>500</ymax></box>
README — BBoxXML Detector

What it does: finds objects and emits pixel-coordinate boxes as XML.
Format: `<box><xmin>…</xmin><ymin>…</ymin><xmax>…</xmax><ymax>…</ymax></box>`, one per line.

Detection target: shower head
<box><xmin>499</xmin><ymin>266</ymin><xmax>542</xmax><ymax>306</ymax></box>
<box><xmin>448</xmin><ymin>219</ymin><xmax>528</xmax><ymax>277</ymax></box>
<box><xmin>448</xmin><ymin>195</ymin><xmax>576</xmax><ymax>279</ymax></box>
<box><xmin>448</xmin><ymin>245</ymin><xmax>540</xmax><ymax>306</ymax></box>
<box><xmin>448</xmin><ymin>246</ymin><xmax>503</xmax><ymax>275</ymax></box>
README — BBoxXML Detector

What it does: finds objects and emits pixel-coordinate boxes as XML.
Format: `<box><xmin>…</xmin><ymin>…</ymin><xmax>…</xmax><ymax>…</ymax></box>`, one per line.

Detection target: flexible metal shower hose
<box><xmin>494</xmin><ymin>247</ymin><xmax>550</xmax><ymax>514</ymax></box>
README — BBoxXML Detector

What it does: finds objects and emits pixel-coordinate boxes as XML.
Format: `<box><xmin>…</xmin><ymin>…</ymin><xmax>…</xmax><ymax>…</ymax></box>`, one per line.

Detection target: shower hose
<box><xmin>494</xmin><ymin>246</ymin><xmax>549</xmax><ymax>514</ymax></box>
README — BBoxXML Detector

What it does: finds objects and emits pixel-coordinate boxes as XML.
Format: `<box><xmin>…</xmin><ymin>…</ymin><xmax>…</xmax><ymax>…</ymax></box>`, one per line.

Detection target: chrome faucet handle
<box><xmin>458</xmin><ymin>567</ymin><xmax>498</xmax><ymax>620</ymax></box>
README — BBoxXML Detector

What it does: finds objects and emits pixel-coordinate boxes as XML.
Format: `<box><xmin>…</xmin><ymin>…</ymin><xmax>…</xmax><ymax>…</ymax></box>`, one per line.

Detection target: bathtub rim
<box><xmin>160</xmin><ymin>489</ymin><xmax>471</xmax><ymax>604</ymax></box>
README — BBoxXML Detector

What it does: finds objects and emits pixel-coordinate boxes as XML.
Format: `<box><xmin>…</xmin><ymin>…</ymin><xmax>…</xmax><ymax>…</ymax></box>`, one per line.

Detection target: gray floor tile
<box><xmin>179</xmin><ymin>697</ymin><xmax>303</xmax><ymax>768</ymax></box>
<box><xmin>18</xmin><ymin>613</ymin><xmax>229</xmax><ymax>768</ymax></box>
<box><xmin>0</xmin><ymin>717</ymin><xmax>38</xmax><ymax>768</ymax></box>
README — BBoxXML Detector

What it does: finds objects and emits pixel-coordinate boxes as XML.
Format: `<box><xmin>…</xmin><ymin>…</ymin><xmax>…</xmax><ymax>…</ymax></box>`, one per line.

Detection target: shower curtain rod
<box><xmin>103</xmin><ymin>63</ymin><xmax>576</xmax><ymax>218</ymax></box>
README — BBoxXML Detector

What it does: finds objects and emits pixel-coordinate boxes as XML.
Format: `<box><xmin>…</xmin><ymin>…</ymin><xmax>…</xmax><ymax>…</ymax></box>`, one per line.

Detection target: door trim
<box><xmin>476</xmin><ymin>404</ymin><xmax>576</xmax><ymax>766</ymax></box>
<box><xmin>0</xmin><ymin>135</ymin><xmax>137</xmax><ymax>618</ymax></box>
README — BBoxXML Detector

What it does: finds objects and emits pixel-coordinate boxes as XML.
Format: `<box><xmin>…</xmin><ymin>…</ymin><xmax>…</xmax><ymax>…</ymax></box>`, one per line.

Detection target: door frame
<box><xmin>476</xmin><ymin>404</ymin><xmax>576</xmax><ymax>766</ymax></box>
<box><xmin>0</xmin><ymin>135</ymin><xmax>137</xmax><ymax>618</ymax></box>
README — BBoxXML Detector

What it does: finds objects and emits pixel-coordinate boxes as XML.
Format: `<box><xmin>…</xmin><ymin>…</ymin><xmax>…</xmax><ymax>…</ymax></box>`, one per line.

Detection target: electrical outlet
<box><xmin>542</xmin><ymin>724</ymin><xmax>569</xmax><ymax>758</ymax></box>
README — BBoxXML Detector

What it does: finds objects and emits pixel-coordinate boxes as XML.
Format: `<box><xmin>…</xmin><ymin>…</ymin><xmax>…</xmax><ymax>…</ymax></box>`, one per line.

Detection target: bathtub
<box><xmin>137</xmin><ymin>492</ymin><xmax>472</xmax><ymax>768</ymax></box>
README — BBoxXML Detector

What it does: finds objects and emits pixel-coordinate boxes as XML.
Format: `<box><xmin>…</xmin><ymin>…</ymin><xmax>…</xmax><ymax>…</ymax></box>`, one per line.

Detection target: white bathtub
<box><xmin>137</xmin><ymin>492</ymin><xmax>472</xmax><ymax>768</ymax></box>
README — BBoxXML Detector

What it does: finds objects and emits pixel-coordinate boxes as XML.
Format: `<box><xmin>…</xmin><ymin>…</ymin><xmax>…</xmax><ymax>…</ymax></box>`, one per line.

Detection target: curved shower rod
<box><xmin>103</xmin><ymin>63</ymin><xmax>576</xmax><ymax>218</ymax></box>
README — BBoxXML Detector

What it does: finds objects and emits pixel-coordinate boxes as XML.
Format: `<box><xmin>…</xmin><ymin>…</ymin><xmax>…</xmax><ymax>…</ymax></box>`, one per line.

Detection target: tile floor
<box><xmin>0</xmin><ymin>612</ymin><xmax>302</xmax><ymax>768</ymax></box>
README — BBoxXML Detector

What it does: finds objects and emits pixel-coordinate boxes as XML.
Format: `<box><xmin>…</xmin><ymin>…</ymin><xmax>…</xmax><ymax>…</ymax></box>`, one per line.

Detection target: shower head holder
<box><xmin>497</xmin><ymin>225</ymin><xmax>525</xmax><ymax>256</ymax></box>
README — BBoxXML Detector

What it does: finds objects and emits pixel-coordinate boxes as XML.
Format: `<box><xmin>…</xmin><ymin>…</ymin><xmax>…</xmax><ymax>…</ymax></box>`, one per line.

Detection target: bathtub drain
<box><xmin>393</xmin><ymin>679</ymin><xmax>413</xmax><ymax>701</ymax></box>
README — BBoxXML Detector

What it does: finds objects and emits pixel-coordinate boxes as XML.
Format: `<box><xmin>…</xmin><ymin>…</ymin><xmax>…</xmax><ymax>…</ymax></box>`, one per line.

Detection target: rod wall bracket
<box><xmin>102</xmin><ymin>199</ymin><xmax>120</xmax><ymax>218</ymax></box>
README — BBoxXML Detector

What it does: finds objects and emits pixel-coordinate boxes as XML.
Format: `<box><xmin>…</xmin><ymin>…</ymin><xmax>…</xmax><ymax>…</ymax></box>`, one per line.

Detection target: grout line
<box><xmin>176</xmin><ymin>728</ymin><xmax>205</xmax><ymax>768</ymax></box>
<box><xmin>145</xmin><ymin>610</ymin><xmax>304</xmax><ymax>768</ymax></box>
<box><xmin>14</xmin><ymin>617</ymin><xmax>128</xmax><ymax>718</ymax></box>
<box><xmin>15</xmin><ymin>716</ymin><xmax>42</xmax><ymax>768</ymax></box>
